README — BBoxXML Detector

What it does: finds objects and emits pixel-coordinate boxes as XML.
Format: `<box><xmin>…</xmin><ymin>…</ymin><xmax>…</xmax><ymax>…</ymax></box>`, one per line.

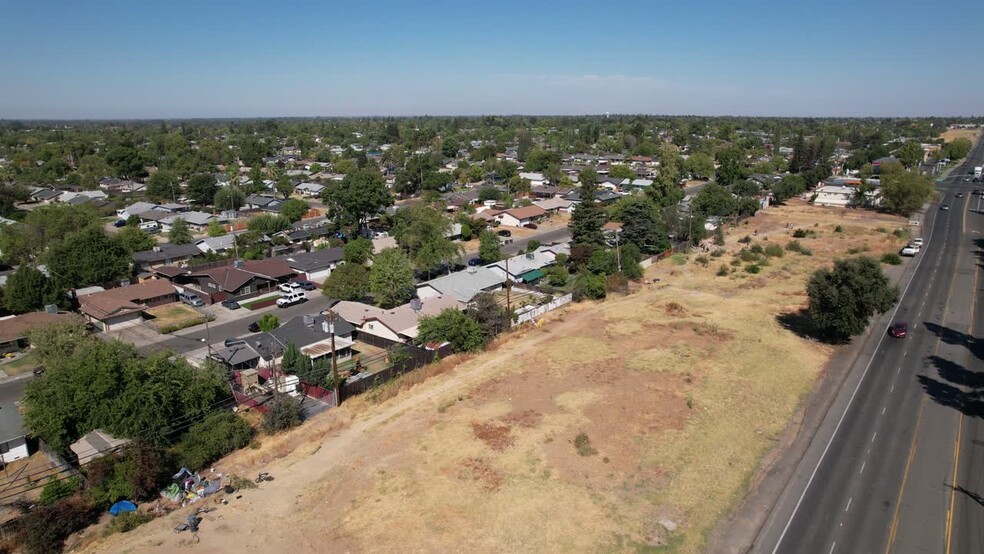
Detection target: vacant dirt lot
<box><xmin>939</xmin><ymin>127</ymin><xmax>981</xmax><ymax>144</ymax></box>
<box><xmin>80</xmin><ymin>200</ymin><xmax>909</xmax><ymax>554</ymax></box>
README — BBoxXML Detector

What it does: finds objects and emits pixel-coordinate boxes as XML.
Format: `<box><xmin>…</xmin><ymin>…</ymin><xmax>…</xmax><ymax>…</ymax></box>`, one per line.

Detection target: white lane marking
<box><xmin>860</xmin><ymin>461</ymin><xmax>866</xmax><ymax>474</ymax></box>
<box><xmin>829</xmin><ymin>542</ymin><xmax>836</xmax><ymax>554</ymax></box>
<box><xmin>891</xmin><ymin>384</ymin><xmax>896</xmax><ymax>393</ymax></box>
<box><xmin>882</xmin><ymin>407</ymin><xmax>887</xmax><ymax>415</ymax></box>
<box><xmin>769</xmin><ymin>203</ymin><xmax>939</xmax><ymax>553</ymax></box>
<box><xmin>904</xmin><ymin>350</ymin><xmax>908</xmax><ymax>356</ymax></box>
<box><xmin>871</xmin><ymin>432</ymin><xmax>878</xmax><ymax>443</ymax></box>
<box><xmin>846</xmin><ymin>497</ymin><xmax>853</xmax><ymax>512</ymax></box>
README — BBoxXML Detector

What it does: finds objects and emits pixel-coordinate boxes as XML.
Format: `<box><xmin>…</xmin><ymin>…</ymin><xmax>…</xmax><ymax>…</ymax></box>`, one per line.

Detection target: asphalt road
<box><xmin>754</xmin><ymin>143</ymin><xmax>984</xmax><ymax>554</ymax></box>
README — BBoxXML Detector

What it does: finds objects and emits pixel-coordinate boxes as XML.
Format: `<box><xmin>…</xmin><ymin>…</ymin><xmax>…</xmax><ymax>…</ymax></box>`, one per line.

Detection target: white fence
<box><xmin>513</xmin><ymin>293</ymin><xmax>573</xmax><ymax>325</ymax></box>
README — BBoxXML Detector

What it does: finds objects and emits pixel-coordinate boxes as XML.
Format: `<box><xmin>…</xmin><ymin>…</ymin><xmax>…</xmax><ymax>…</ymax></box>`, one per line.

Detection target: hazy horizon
<box><xmin>3</xmin><ymin>0</ymin><xmax>983</xmax><ymax>119</ymax></box>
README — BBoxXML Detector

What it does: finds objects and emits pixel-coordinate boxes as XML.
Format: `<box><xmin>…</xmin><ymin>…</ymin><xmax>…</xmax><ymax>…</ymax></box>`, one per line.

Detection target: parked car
<box><xmin>178</xmin><ymin>290</ymin><xmax>204</xmax><ymax>307</ymax></box>
<box><xmin>221</xmin><ymin>299</ymin><xmax>241</xmax><ymax>310</ymax></box>
<box><xmin>889</xmin><ymin>322</ymin><xmax>908</xmax><ymax>339</ymax></box>
<box><xmin>497</xmin><ymin>229</ymin><xmax>512</xmax><ymax>237</ymax></box>
<box><xmin>276</xmin><ymin>291</ymin><xmax>306</xmax><ymax>308</ymax></box>
<box><xmin>113</xmin><ymin>219</ymin><xmax>127</xmax><ymax>228</ymax></box>
<box><xmin>911</xmin><ymin>238</ymin><xmax>924</xmax><ymax>248</ymax></box>
<box><xmin>900</xmin><ymin>246</ymin><xmax>919</xmax><ymax>256</ymax></box>
<box><xmin>523</xmin><ymin>223</ymin><xmax>538</xmax><ymax>230</ymax></box>
<box><xmin>294</xmin><ymin>280</ymin><xmax>316</xmax><ymax>291</ymax></box>
<box><xmin>278</xmin><ymin>282</ymin><xmax>302</xmax><ymax>294</ymax></box>
<box><xmin>248</xmin><ymin>321</ymin><xmax>260</xmax><ymax>333</ymax></box>
<box><xmin>467</xmin><ymin>258</ymin><xmax>482</xmax><ymax>266</ymax></box>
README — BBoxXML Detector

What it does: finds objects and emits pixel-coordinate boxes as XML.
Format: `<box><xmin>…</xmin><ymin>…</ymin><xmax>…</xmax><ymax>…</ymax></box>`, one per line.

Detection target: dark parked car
<box><xmin>221</xmin><ymin>299</ymin><xmax>241</xmax><ymax>310</ymax></box>
<box><xmin>295</xmin><ymin>280</ymin><xmax>317</xmax><ymax>291</ymax></box>
<box><xmin>497</xmin><ymin>229</ymin><xmax>512</xmax><ymax>237</ymax></box>
<box><xmin>523</xmin><ymin>223</ymin><xmax>538</xmax><ymax>230</ymax></box>
<box><xmin>467</xmin><ymin>258</ymin><xmax>482</xmax><ymax>266</ymax></box>
<box><xmin>113</xmin><ymin>219</ymin><xmax>127</xmax><ymax>228</ymax></box>
<box><xmin>889</xmin><ymin>322</ymin><xmax>908</xmax><ymax>339</ymax></box>
<box><xmin>248</xmin><ymin>321</ymin><xmax>260</xmax><ymax>333</ymax></box>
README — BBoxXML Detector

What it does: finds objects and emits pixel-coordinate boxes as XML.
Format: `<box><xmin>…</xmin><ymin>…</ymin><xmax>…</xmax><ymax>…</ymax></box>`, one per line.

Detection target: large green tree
<box><xmin>619</xmin><ymin>198</ymin><xmax>669</xmax><ymax>254</ymax></box>
<box><xmin>168</xmin><ymin>217</ymin><xmax>193</xmax><ymax>244</ymax></box>
<box><xmin>280</xmin><ymin>198</ymin><xmax>309</xmax><ymax>223</ymax></box>
<box><xmin>417</xmin><ymin>308</ymin><xmax>484</xmax><ymax>352</ymax></box>
<box><xmin>4</xmin><ymin>265</ymin><xmax>60</xmax><ymax>313</ymax></box>
<box><xmin>369</xmin><ymin>248</ymin><xmax>415</xmax><ymax>308</ymax></box>
<box><xmin>47</xmin><ymin>227</ymin><xmax>131</xmax><ymax>288</ymax></box>
<box><xmin>186</xmin><ymin>173</ymin><xmax>218</xmax><ymax>205</ymax></box>
<box><xmin>393</xmin><ymin>204</ymin><xmax>462</xmax><ymax>274</ymax></box>
<box><xmin>320</xmin><ymin>169</ymin><xmax>392</xmax><ymax>230</ymax></box>
<box><xmin>880</xmin><ymin>171</ymin><xmax>936</xmax><ymax>215</ymax></box>
<box><xmin>691</xmin><ymin>183</ymin><xmax>737</xmax><ymax>217</ymax></box>
<box><xmin>569</xmin><ymin>171</ymin><xmax>606</xmax><ymax>247</ymax></box>
<box><xmin>146</xmin><ymin>169</ymin><xmax>180</xmax><ymax>202</ymax></box>
<box><xmin>684</xmin><ymin>152</ymin><xmax>715</xmax><ymax>180</ymax></box>
<box><xmin>322</xmin><ymin>263</ymin><xmax>370</xmax><ymax>301</ymax></box>
<box><xmin>115</xmin><ymin>226</ymin><xmax>157</xmax><ymax>254</ymax></box>
<box><xmin>214</xmin><ymin>186</ymin><xmax>246</xmax><ymax>212</ymax></box>
<box><xmin>807</xmin><ymin>257</ymin><xmax>899</xmax><ymax>342</ymax></box>
<box><xmin>896</xmin><ymin>141</ymin><xmax>924</xmax><ymax>169</ymax></box>
<box><xmin>478</xmin><ymin>231</ymin><xmax>501</xmax><ymax>264</ymax></box>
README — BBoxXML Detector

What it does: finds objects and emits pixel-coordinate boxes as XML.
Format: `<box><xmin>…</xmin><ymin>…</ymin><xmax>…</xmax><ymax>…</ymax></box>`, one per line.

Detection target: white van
<box><xmin>139</xmin><ymin>221</ymin><xmax>159</xmax><ymax>233</ymax></box>
<box><xmin>276</xmin><ymin>291</ymin><xmax>305</xmax><ymax>308</ymax></box>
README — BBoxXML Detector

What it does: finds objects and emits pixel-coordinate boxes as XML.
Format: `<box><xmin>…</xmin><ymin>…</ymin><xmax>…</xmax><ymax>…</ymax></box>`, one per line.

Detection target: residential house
<box><xmin>77</xmin><ymin>279</ymin><xmax>178</xmax><ymax>331</ymax></box>
<box><xmin>161</xmin><ymin>211</ymin><xmax>220</xmax><ymax>232</ymax></box>
<box><xmin>813</xmin><ymin>183</ymin><xmax>880</xmax><ymax>208</ymax></box>
<box><xmin>118</xmin><ymin>201</ymin><xmax>161</xmax><ymax>220</ymax></box>
<box><xmin>195</xmin><ymin>233</ymin><xmax>238</xmax><ymax>255</ymax></box>
<box><xmin>59</xmin><ymin>190</ymin><xmax>108</xmax><ymax>204</ymax></box>
<box><xmin>279</xmin><ymin>247</ymin><xmax>344</xmax><ymax>282</ymax></box>
<box><xmin>0</xmin><ymin>312</ymin><xmax>83</xmax><ymax>354</ymax></box>
<box><xmin>533</xmin><ymin>197</ymin><xmax>574</xmax><ymax>214</ymax></box>
<box><xmin>872</xmin><ymin>156</ymin><xmax>901</xmax><ymax>173</ymax></box>
<box><xmin>416</xmin><ymin>266</ymin><xmax>506</xmax><ymax>303</ymax></box>
<box><xmin>28</xmin><ymin>187</ymin><xmax>62</xmax><ymax>204</ymax></box>
<box><xmin>99</xmin><ymin>177</ymin><xmax>140</xmax><ymax>193</ymax></box>
<box><xmin>295</xmin><ymin>182</ymin><xmax>325</xmax><ymax>197</ymax></box>
<box><xmin>246</xmin><ymin>195</ymin><xmax>283</xmax><ymax>213</ymax></box>
<box><xmin>0</xmin><ymin>377</ymin><xmax>31</xmax><ymax>464</ymax></box>
<box><xmin>133</xmin><ymin>243</ymin><xmax>203</xmax><ymax>271</ymax></box>
<box><xmin>485</xmin><ymin>249</ymin><xmax>556</xmax><ymax>284</ymax></box>
<box><xmin>518</xmin><ymin>172</ymin><xmax>546</xmax><ymax>187</ymax></box>
<box><xmin>492</xmin><ymin>205</ymin><xmax>548</xmax><ymax>228</ymax></box>
<box><xmin>175</xmin><ymin>259</ymin><xmax>296</xmax><ymax>304</ymax></box>
<box><xmin>251</xmin><ymin>312</ymin><xmax>357</xmax><ymax>371</ymax></box>
<box><xmin>333</xmin><ymin>295</ymin><xmax>462</xmax><ymax>344</ymax></box>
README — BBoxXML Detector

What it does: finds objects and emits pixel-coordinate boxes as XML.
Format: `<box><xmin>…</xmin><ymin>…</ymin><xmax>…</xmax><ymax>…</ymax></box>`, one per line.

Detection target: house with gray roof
<box><xmin>118</xmin><ymin>201</ymin><xmax>161</xmax><ymax>220</ymax></box>
<box><xmin>278</xmin><ymin>247</ymin><xmax>344</xmax><ymax>282</ymax></box>
<box><xmin>133</xmin><ymin>243</ymin><xmax>203</xmax><ymax>270</ymax></box>
<box><xmin>485</xmin><ymin>250</ymin><xmax>556</xmax><ymax>283</ymax></box>
<box><xmin>161</xmin><ymin>211</ymin><xmax>221</xmax><ymax>231</ymax></box>
<box><xmin>251</xmin><ymin>312</ymin><xmax>356</xmax><ymax>371</ymax></box>
<box><xmin>416</xmin><ymin>266</ymin><xmax>505</xmax><ymax>303</ymax></box>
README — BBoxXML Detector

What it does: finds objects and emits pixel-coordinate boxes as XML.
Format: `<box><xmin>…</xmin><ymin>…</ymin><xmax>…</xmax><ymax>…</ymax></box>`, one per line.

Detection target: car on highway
<box><xmin>276</xmin><ymin>290</ymin><xmax>306</xmax><ymax>308</ymax></box>
<box><xmin>940</xmin><ymin>205</ymin><xmax>949</xmax><ymax>211</ymax></box>
<box><xmin>888</xmin><ymin>322</ymin><xmax>908</xmax><ymax>339</ymax></box>
<box><xmin>497</xmin><ymin>229</ymin><xmax>512</xmax><ymax>237</ymax></box>
<box><xmin>221</xmin><ymin>299</ymin><xmax>241</xmax><ymax>310</ymax></box>
<box><xmin>956</xmin><ymin>192</ymin><xmax>964</xmax><ymax>198</ymax></box>
<box><xmin>964</xmin><ymin>178</ymin><xmax>971</xmax><ymax>182</ymax></box>
<box><xmin>248</xmin><ymin>321</ymin><xmax>260</xmax><ymax>333</ymax></box>
<box><xmin>900</xmin><ymin>245</ymin><xmax>919</xmax><ymax>256</ymax></box>
<box><xmin>294</xmin><ymin>279</ymin><xmax>317</xmax><ymax>291</ymax></box>
<box><xmin>278</xmin><ymin>282</ymin><xmax>302</xmax><ymax>294</ymax></box>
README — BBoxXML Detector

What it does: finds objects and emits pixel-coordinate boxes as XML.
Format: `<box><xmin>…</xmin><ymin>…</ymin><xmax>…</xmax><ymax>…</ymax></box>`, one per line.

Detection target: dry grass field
<box><xmin>146</xmin><ymin>303</ymin><xmax>210</xmax><ymax>333</ymax></box>
<box><xmin>938</xmin><ymin>127</ymin><xmax>981</xmax><ymax>144</ymax></box>
<box><xmin>79</xmin><ymin>200</ymin><xmax>910</xmax><ymax>554</ymax></box>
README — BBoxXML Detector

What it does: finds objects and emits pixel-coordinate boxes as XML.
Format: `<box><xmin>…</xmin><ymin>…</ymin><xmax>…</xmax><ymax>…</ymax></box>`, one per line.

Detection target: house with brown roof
<box><xmin>0</xmin><ymin>312</ymin><xmax>83</xmax><ymax>354</ymax></box>
<box><xmin>176</xmin><ymin>259</ymin><xmax>296</xmax><ymax>304</ymax></box>
<box><xmin>492</xmin><ymin>205</ymin><xmax>547</xmax><ymax>228</ymax></box>
<box><xmin>77</xmin><ymin>280</ymin><xmax>178</xmax><ymax>331</ymax></box>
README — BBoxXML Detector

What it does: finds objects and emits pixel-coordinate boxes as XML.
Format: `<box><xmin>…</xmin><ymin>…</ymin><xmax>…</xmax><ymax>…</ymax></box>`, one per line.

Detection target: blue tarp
<box><xmin>109</xmin><ymin>500</ymin><xmax>137</xmax><ymax>516</ymax></box>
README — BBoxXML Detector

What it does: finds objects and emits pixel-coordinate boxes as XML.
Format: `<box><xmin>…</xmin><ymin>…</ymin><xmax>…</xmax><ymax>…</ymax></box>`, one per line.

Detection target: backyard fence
<box><xmin>514</xmin><ymin>293</ymin><xmax>573</xmax><ymax>325</ymax></box>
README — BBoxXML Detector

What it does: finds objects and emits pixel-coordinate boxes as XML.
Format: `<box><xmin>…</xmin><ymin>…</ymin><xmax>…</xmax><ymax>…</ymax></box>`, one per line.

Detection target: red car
<box><xmin>889</xmin><ymin>322</ymin><xmax>908</xmax><ymax>338</ymax></box>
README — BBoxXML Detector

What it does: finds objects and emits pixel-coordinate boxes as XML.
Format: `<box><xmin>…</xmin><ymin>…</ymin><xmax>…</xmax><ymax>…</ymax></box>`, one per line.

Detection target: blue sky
<box><xmin>1</xmin><ymin>0</ymin><xmax>982</xmax><ymax>119</ymax></box>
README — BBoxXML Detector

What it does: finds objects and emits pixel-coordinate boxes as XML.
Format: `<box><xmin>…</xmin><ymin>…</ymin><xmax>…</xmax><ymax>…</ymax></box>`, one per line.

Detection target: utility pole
<box><xmin>615</xmin><ymin>230</ymin><xmax>621</xmax><ymax>272</ymax></box>
<box><xmin>504</xmin><ymin>254</ymin><xmax>511</xmax><ymax>316</ymax></box>
<box><xmin>328</xmin><ymin>311</ymin><xmax>341</xmax><ymax>407</ymax></box>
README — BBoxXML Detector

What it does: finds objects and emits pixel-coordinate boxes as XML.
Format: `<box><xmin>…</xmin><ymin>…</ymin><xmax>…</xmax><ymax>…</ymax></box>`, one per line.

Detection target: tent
<box><xmin>109</xmin><ymin>500</ymin><xmax>137</xmax><ymax>516</ymax></box>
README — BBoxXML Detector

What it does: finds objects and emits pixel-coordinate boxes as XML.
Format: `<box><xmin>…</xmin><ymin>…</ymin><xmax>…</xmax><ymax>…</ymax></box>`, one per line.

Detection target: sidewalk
<box><xmin>705</xmin><ymin>207</ymin><xmax>931</xmax><ymax>553</ymax></box>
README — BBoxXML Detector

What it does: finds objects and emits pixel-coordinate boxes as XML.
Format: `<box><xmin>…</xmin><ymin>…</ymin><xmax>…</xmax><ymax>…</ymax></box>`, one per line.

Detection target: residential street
<box><xmin>751</xmin><ymin>140</ymin><xmax>984</xmax><ymax>553</ymax></box>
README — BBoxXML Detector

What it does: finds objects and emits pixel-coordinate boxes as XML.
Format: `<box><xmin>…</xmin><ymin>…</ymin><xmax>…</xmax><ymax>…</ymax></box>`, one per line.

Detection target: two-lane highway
<box><xmin>754</xmin><ymin>139</ymin><xmax>984</xmax><ymax>554</ymax></box>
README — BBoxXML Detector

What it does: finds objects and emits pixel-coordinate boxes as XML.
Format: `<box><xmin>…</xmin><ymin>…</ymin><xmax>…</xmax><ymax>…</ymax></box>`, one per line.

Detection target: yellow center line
<box><xmin>885</xmin><ymin>206</ymin><xmax>962</xmax><ymax>554</ymax></box>
<box><xmin>945</xmin><ymin>229</ymin><xmax>980</xmax><ymax>554</ymax></box>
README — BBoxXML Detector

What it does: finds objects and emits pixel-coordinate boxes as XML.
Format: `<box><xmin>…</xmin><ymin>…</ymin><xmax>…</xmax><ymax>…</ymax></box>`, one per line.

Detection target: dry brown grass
<box><xmin>939</xmin><ymin>127</ymin><xmax>981</xmax><ymax>144</ymax></box>
<box><xmin>76</xmin><ymin>201</ymin><xmax>911</xmax><ymax>554</ymax></box>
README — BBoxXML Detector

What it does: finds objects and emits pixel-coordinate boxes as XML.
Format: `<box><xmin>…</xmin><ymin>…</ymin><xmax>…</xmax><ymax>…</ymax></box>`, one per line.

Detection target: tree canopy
<box><xmin>322</xmin><ymin>262</ymin><xmax>370</xmax><ymax>301</ymax></box>
<box><xmin>47</xmin><ymin>227</ymin><xmax>131</xmax><ymax>288</ymax></box>
<box><xmin>879</xmin><ymin>171</ymin><xmax>936</xmax><ymax>215</ymax></box>
<box><xmin>393</xmin><ymin>204</ymin><xmax>461</xmax><ymax>274</ymax></box>
<box><xmin>369</xmin><ymin>248</ymin><xmax>415</xmax><ymax>308</ymax></box>
<box><xmin>807</xmin><ymin>256</ymin><xmax>899</xmax><ymax>342</ymax></box>
<box><xmin>320</xmin><ymin>169</ymin><xmax>392</xmax><ymax>230</ymax></box>
<box><xmin>186</xmin><ymin>173</ymin><xmax>219</xmax><ymax>205</ymax></box>
<box><xmin>417</xmin><ymin>308</ymin><xmax>484</xmax><ymax>352</ymax></box>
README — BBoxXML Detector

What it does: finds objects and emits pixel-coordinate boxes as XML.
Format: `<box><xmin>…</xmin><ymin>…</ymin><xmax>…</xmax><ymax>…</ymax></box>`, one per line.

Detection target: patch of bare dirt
<box><xmin>472</xmin><ymin>421</ymin><xmax>515</xmax><ymax>451</ymax></box>
<box><xmin>457</xmin><ymin>457</ymin><xmax>504</xmax><ymax>491</ymax></box>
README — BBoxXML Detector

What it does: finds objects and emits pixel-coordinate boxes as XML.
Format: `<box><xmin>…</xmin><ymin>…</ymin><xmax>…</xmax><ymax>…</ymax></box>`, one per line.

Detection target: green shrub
<box><xmin>717</xmin><ymin>265</ymin><xmax>730</xmax><ymax>276</ymax></box>
<box><xmin>695</xmin><ymin>255</ymin><xmax>709</xmax><ymax>266</ymax></box>
<box><xmin>39</xmin><ymin>476</ymin><xmax>83</xmax><ymax>507</ymax></box>
<box><xmin>606</xmin><ymin>273</ymin><xmax>629</xmax><ymax>294</ymax></box>
<box><xmin>745</xmin><ymin>264</ymin><xmax>762</xmax><ymax>274</ymax></box>
<box><xmin>738</xmin><ymin>235</ymin><xmax>752</xmax><ymax>244</ymax></box>
<box><xmin>573</xmin><ymin>432</ymin><xmax>597</xmax><ymax>456</ymax></box>
<box><xmin>738</xmin><ymin>249</ymin><xmax>760</xmax><ymax>262</ymax></box>
<box><xmin>173</xmin><ymin>411</ymin><xmax>253</xmax><ymax>471</ymax></box>
<box><xmin>262</xmin><ymin>395</ymin><xmax>303</xmax><ymax>433</ymax></box>
<box><xmin>710</xmin><ymin>248</ymin><xmax>725</xmax><ymax>258</ymax></box>
<box><xmin>834</xmin><ymin>225</ymin><xmax>843</xmax><ymax>233</ymax></box>
<box><xmin>792</xmin><ymin>228</ymin><xmax>816</xmax><ymax>239</ymax></box>
<box><xmin>881</xmin><ymin>253</ymin><xmax>903</xmax><ymax>265</ymax></box>
<box><xmin>572</xmin><ymin>272</ymin><xmax>607</xmax><ymax>301</ymax></box>
<box><xmin>764</xmin><ymin>244</ymin><xmax>785</xmax><ymax>258</ymax></box>
<box><xmin>670</xmin><ymin>253</ymin><xmax>687</xmax><ymax>265</ymax></box>
<box><xmin>103</xmin><ymin>511</ymin><xmax>154</xmax><ymax>536</ymax></box>
<box><xmin>785</xmin><ymin>240</ymin><xmax>813</xmax><ymax>255</ymax></box>
<box><xmin>750</xmin><ymin>243</ymin><xmax>764</xmax><ymax>254</ymax></box>
<box><xmin>257</xmin><ymin>313</ymin><xmax>280</xmax><ymax>332</ymax></box>
<box><xmin>17</xmin><ymin>496</ymin><xmax>99</xmax><ymax>554</ymax></box>
<box><xmin>730</xmin><ymin>257</ymin><xmax>742</xmax><ymax>267</ymax></box>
